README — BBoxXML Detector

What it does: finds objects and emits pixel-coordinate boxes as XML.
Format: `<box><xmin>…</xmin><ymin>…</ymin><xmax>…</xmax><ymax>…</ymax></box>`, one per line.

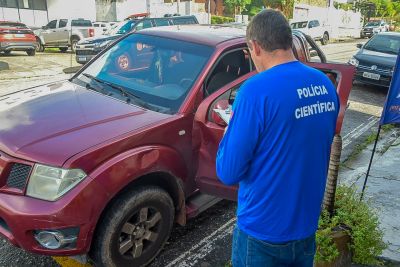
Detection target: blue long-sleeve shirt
<box><xmin>216</xmin><ymin>61</ymin><xmax>339</xmax><ymax>242</ymax></box>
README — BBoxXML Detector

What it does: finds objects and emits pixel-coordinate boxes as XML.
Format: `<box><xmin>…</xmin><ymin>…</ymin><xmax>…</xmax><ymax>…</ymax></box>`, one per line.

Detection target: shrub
<box><xmin>315</xmin><ymin>185</ymin><xmax>387</xmax><ymax>265</ymax></box>
<box><xmin>211</xmin><ymin>15</ymin><xmax>235</xmax><ymax>24</ymax></box>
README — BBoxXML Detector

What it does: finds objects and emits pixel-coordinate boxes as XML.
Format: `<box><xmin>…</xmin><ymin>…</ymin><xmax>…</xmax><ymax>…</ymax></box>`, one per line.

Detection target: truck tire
<box><xmin>36</xmin><ymin>38</ymin><xmax>44</xmax><ymax>52</ymax></box>
<box><xmin>321</xmin><ymin>32</ymin><xmax>329</xmax><ymax>45</ymax></box>
<box><xmin>90</xmin><ymin>186</ymin><xmax>174</xmax><ymax>267</ymax></box>
<box><xmin>70</xmin><ymin>37</ymin><xmax>79</xmax><ymax>53</ymax></box>
<box><xmin>59</xmin><ymin>47</ymin><xmax>68</xmax><ymax>53</ymax></box>
<box><xmin>26</xmin><ymin>49</ymin><xmax>36</xmax><ymax>56</ymax></box>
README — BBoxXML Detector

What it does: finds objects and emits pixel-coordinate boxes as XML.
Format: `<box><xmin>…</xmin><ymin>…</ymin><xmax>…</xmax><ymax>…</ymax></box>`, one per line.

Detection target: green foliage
<box><xmin>224</xmin><ymin>0</ymin><xmax>252</xmax><ymax>14</ymax></box>
<box><xmin>211</xmin><ymin>15</ymin><xmax>235</xmax><ymax>24</ymax></box>
<box><xmin>315</xmin><ymin>185</ymin><xmax>387</xmax><ymax>265</ymax></box>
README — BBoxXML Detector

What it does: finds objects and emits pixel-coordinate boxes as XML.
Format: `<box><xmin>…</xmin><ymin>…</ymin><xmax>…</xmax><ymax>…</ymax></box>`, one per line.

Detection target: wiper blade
<box><xmin>82</xmin><ymin>73</ymin><xmax>109</xmax><ymax>95</ymax></box>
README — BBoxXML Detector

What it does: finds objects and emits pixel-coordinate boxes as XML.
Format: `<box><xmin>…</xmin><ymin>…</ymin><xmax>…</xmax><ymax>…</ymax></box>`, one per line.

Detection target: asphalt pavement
<box><xmin>0</xmin><ymin>39</ymin><xmax>393</xmax><ymax>267</ymax></box>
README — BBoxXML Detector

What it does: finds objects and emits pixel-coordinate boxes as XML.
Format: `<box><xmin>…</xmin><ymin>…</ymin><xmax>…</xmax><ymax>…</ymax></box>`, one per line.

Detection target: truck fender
<box><xmin>85</xmin><ymin>145</ymin><xmax>188</xmax><ymax>241</ymax></box>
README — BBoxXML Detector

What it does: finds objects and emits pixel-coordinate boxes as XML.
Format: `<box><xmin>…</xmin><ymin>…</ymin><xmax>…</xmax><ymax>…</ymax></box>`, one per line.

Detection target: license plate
<box><xmin>363</xmin><ymin>72</ymin><xmax>380</xmax><ymax>80</ymax></box>
<box><xmin>78</xmin><ymin>56</ymin><xmax>87</xmax><ymax>61</ymax></box>
<box><xmin>14</xmin><ymin>33</ymin><xmax>25</xmax><ymax>38</ymax></box>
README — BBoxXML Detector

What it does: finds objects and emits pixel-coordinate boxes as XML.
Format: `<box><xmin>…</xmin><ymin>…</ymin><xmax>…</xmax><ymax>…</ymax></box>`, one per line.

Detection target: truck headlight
<box><xmin>26</xmin><ymin>164</ymin><xmax>87</xmax><ymax>201</ymax></box>
<box><xmin>349</xmin><ymin>57</ymin><xmax>359</xmax><ymax>67</ymax></box>
<box><xmin>95</xmin><ymin>40</ymin><xmax>111</xmax><ymax>48</ymax></box>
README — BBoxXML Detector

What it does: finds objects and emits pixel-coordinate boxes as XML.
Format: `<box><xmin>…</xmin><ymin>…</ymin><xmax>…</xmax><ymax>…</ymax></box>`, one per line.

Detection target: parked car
<box><xmin>360</xmin><ymin>20</ymin><xmax>389</xmax><ymax>38</ymax></box>
<box><xmin>349</xmin><ymin>32</ymin><xmax>400</xmax><ymax>87</ymax></box>
<box><xmin>291</xmin><ymin>19</ymin><xmax>330</xmax><ymax>45</ymax></box>
<box><xmin>75</xmin><ymin>15</ymin><xmax>199</xmax><ymax>64</ymax></box>
<box><xmin>0</xmin><ymin>21</ymin><xmax>36</xmax><ymax>56</ymax></box>
<box><xmin>93</xmin><ymin>21</ymin><xmax>116</xmax><ymax>36</ymax></box>
<box><xmin>0</xmin><ymin>25</ymin><xmax>354</xmax><ymax>267</ymax></box>
<box><xmin>34</xmin><ymin>18</ymin><xmax>95</xmax><ymax>52</ymax></box>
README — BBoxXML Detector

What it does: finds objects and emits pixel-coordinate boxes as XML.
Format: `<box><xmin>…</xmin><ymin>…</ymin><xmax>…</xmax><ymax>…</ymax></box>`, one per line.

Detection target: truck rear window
<box><xmin>172</xmin><ymin>18</ymin><xmax>196</xmax><ymax>25</ymax></box>
<box><xmin>71</xmin><ymin>20</ymin><xmax>92</xmax><ymax>27</ymax></box>
<box><xmin>0</xmin><ymin>22</ymin><xmax>28</xmax><ymax>29</ymax></box>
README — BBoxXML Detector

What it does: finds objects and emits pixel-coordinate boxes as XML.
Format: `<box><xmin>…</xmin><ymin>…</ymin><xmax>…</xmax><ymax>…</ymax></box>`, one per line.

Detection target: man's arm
<box><xmin>216</xmin><ymin>91</ymin><xmax>263</xmax><ymax>185</ymax></box>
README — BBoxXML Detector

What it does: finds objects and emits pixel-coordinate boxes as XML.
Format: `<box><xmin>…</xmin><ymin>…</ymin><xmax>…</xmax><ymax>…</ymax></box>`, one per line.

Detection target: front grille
<box><xmin>6</xmin><ymin>163</ymin><xmax>31</xmax><ymax>190</ymax></box>
<box><xmin>358</xmin><ymin>62</ymin><xmax>392</xmax><ymax>74</ymax></box>
<box><xmin>76</xmin><ymin>49</ymin><xmax>99</xmax><ymax>56</ymax></box>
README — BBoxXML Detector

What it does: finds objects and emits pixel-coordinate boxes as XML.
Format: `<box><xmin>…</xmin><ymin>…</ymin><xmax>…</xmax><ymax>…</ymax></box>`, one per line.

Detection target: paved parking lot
<box><xmin>0</xmin><ymin>39</ymin><xmax>392</xmax><ymax>267</ymax></box>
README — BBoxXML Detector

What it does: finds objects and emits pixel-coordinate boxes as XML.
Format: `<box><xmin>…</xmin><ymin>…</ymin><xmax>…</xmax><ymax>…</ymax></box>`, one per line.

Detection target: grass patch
<box><xmin>343</xmin><ymin>132</ymin><xmax>378</xmax><ymax>164</ymax></box>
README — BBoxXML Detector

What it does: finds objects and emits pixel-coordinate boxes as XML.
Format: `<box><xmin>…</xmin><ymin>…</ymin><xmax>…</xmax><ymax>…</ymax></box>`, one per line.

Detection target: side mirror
<box><xmin>211</xmin><ymin>99</ymin><xmax>229</xmax><ymax>127</ymax></box>
<box><xmin>356</xmin><ymin>43</ymin><xmax>363</xmax><ymax>49</ymax></box>
<box><xmin>308</xmin><ymin>24</ymin><xmax>313</xmax><ymax>29</ymax></box>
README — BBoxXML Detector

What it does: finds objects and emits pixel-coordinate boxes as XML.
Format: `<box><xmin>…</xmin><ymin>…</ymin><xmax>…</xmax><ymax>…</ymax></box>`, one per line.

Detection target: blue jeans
<box><xmin>232</xmin><ymin>226</ymin><xmax>316</xmax><ymax>267</ymax></box>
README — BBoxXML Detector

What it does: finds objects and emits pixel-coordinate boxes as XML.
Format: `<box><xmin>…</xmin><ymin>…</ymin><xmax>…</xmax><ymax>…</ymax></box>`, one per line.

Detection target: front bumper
<box><xmin>0</xmin><ymin>41</ymin><xmax>36</xmax><ymax>51</ymax></box>
<box><xmin>75</xmin><ymin>45</ymin><xmax>102</xmax><ymax>64</ymax></box>
<box><xmin>354</xmin><ymin>67</ymin><xmax>392</xmax><ymax>88</ymax></box>
<box><xmin>0</xmin><ymin>175</ymin><xmax>107</xmax><ymax>256</ymax></box>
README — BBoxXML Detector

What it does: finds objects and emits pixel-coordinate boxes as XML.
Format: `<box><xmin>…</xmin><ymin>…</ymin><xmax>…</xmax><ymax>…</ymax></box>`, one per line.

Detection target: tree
<box><xmin>224</xmin><ymin>0</ymin><xmax>252</xmax><ymax>15</ymax></box>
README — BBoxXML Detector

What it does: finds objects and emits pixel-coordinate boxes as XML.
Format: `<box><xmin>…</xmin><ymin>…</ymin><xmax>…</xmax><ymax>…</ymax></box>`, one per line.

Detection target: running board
<box><xmin>185</xmin><ymin>192</ymin><xmax>222</xmax><ymax>219</ymax></box>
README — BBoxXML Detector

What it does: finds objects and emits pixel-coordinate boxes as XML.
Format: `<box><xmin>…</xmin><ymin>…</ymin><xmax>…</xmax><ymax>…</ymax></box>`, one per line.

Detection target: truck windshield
<box><xmin>72</xmin><ymin>34</ymin><xmax>213</xmax><ymax>114</ymax></box>
<box><xmin>365</xmin><ymin>22</ymin><xmax>380</xmax><ymax>27</ymax></box>
<box><xmin>105</xmin><ymin>20</ymin><xmax>136</xmax><ymax>35</ymax></box>
<box><xmin>291</xmin><ymin>22</ymin><xmax>307</xmax><ymax>29</ymax></box>
<box><xmin>363</xmin><ymin>35</ymin><xmax>400</xmax><ymax>55</ymax></box>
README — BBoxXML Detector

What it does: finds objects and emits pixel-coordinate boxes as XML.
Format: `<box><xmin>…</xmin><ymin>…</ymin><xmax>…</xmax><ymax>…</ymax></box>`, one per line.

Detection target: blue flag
<box><xmin>381</xmin><ymin>54</ymin><xmax>400</xmax><ymax>125</ymax></box>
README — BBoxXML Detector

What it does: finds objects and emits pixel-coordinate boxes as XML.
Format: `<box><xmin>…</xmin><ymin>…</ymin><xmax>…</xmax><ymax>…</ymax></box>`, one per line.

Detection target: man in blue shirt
<box><xmin>216</xmin><ymin>10</ymin><xmax>339</xmax><ymax>267</ymax></box>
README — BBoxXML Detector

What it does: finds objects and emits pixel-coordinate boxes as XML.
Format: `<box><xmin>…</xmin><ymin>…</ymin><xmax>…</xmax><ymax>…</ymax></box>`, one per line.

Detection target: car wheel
<box><xmin>321</xmin><ymin>32</ymin><xmax>329</xmax><ymax>45</ymax></box>
<box><xmin>71</xmin><ymin>38</ymin><xmax>79</xmax><ymax>53</ymax></box>
<box><xmin>26</xmin><ymin>49</ymin><xmax>36</xmax><ymax>56</ymax></box>
<box><xmin>36</xmin><ymin>38</ymin><xmax>44</xmax><ymax>52</ymax></box>
<box><xmin>59</xmin><ymin>47</ymin><xmax>68</xmax><ymax>53</ymax></box>
<box><xmin>3</xmin><ymin>51</ymin><xmax>11</xmax><ymax>55</ymax></box>
<box><xmin>90</xmin><ymin>186</ymin><xmax>174</xmax><ymax>267</ymax></box>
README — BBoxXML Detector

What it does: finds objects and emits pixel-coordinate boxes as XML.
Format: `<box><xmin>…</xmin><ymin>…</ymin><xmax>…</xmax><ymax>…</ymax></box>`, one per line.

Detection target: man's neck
<box><xmin>259</xmin><ymin>49</ymin><xmax>297</xmax><ymax>72</ymax></box>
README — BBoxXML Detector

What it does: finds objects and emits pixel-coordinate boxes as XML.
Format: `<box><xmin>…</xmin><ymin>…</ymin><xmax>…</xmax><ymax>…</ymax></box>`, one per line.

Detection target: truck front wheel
<box><xmin>321</xmin><ymin>32</ymin><xmax>329</xmax><ymax>45</ymax></box>
<box><xmin>70</xmin><ymin>37</ymin><xmax>79</xmax><ymax>53</ymax></box>
<box><xmin>91</xmin><ymin>186</ymin><xmax>174</xmax><ymax>267</ymax></box>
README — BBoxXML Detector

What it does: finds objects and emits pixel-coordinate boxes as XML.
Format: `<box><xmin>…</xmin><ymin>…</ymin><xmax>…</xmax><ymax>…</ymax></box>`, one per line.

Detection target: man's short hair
<box><xmin>246</xmin><ymin>9</ymin><xmax>292</xmax><ymax>52</ymax></box>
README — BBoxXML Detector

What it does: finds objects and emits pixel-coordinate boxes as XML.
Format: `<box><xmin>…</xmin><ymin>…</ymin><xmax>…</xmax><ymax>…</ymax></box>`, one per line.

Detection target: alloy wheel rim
<box><xmin>118</xmin><ymin>207</ymin><xmax>162</xmax><ymax>259</ymax></box>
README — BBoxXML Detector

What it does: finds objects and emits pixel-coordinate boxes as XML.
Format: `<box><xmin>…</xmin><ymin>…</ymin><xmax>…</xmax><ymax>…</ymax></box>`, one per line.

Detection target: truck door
<box><xmin>41</xmin><ymin>20</ymin><xmax>57</xmax><ymax>44</ymax></box>
<box><xmin>193</xmin><ymin>63</ymin><xmax>355</xmax><ymax>201</ymax></box>
<box><xmin>54</xmin><ymin>19</ymin><xmax>69</xmax><ymax>45</ymax></box>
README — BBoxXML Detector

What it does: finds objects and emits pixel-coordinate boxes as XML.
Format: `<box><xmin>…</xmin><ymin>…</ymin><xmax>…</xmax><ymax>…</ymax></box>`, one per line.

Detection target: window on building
<box><xmin>59</xmin><ymin>19</ymin><xmax>68</xmax><ymax>28</ymax></box>
<box><xmin>0</xmin><ymin>0</ymin><xmax>18</xmax><ymax>8</ymax></box>
<box><xmin>71</xmin><ymin>19</ymin><xmax>92</xmax><ymax>27</ymax></box>
<box><xmin>17</xmin><ymin>0</ymin><xmax>31</xmax><ymax>9</ymax></box>
<box><xmin>32</xmin><ymin>0</ymin><xmax>46</xmax><ymax>10</ymax></box>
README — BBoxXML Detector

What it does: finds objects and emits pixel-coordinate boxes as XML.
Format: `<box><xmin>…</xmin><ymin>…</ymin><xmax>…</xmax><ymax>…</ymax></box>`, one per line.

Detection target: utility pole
<box><xmin>208</xmin><ymin>0</ymin><xmax>211</xmax><ymax>23</ymax></box>
<box><xmin>177</xmin><ymin>0</ymin><xmax>180</xmax><ymax>14</ymax></box>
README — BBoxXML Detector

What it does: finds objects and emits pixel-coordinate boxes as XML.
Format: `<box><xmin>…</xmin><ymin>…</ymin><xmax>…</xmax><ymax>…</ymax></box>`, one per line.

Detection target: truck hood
<box><xmin>355</xmin><ymin>48</ymin><xmax>397</xmax><ymax>68</ymax></box>
<box><xmin>79</xmin><ymin>34</ymin><xmax>121</xmax><ymax>44</ymax></box>
<box><xmin>0</xmin><ymin>81</ymin><xmax>171</xmax><ymax>166</ymax></box>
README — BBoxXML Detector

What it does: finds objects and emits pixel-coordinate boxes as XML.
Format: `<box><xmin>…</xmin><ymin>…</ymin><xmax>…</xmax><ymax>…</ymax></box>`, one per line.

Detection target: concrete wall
<box><xmin>96</xmin><ymin>0</ymin><xmax>117</xmax><ymax>21</ymax></box>
<box><xmin>115</xmin><ymin>0</ymin><xmax>147</xmax><ymax>21</ymax></box>
<box><xmin>47</xmin><ymin>0</ymin><xmax>96</xmax><ymax>21</ymax></box>
<box><xmin>0</xmin><ymin>7</ymin><xmax>47</xmax><ymax>27</ymax></box>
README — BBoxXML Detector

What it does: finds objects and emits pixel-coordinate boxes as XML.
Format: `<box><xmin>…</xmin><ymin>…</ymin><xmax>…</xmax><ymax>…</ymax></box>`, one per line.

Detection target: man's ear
<box><xmin>252</xmin><ymin>40</ymin><xmax>262</xmax><ymax>57</ymax></box>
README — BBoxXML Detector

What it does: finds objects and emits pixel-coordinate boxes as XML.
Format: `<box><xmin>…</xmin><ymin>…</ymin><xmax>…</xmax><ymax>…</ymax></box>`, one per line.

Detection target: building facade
<box><xmin>0</xmin><ymin>0</ymin><xmax>208</xmax><ymax>27</ymax></box>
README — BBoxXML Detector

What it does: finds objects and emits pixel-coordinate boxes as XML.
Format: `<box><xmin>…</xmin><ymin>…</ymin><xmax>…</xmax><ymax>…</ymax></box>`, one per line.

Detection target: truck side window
<box><xmin>155</xmin><ymin>19</ymin><xmax>170</xmax><ymax>26</ymax></box>
<box><xmin>205</xmin><ymin>49</ymin><xmax>251</xmax><ymax>97</ymax></box>
<box><xmin>59</xmin><ymin>19</ymin><xmax>68</xmax><ymax>28</ymax></box>
<box><xmin>135</xmin><ymin>20</ymin><xmax>153</xmax><ymax>31</ymax></box>
<box><xmin>314</xmin><ymin>20</ymin><xmax>320</xmax><ymax>27</ymax></box>
<box><xmin>47</xmin><ymin>20</ymin><xmax>57</xmax><ymax>29</ymax></box>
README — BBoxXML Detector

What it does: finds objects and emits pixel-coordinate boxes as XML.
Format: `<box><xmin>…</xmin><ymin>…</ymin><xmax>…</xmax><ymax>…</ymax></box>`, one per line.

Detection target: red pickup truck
<box><xmin>0</xmin><ymin>25</ymin><xmax>354</xmax><ymax>266</ymax></box>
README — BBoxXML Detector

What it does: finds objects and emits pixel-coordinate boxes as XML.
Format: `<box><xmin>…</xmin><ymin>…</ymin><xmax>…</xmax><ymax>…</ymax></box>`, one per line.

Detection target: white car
<box><xmin>92</xmin><ymin>21</ymin><xmax>117</xmax><ymax>36</ymax></box>
<box><xmin>291</xmin><ymin>19</ymin><xmax>330</xmax><ymax>45</ymax></box>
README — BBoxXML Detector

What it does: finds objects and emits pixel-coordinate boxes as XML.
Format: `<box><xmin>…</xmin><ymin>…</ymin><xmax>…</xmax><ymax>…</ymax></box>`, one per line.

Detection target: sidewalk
<box><xmin>339</xmin><ymin>126</ymin><xmax>400</xmax><ymax>264</ymax></box>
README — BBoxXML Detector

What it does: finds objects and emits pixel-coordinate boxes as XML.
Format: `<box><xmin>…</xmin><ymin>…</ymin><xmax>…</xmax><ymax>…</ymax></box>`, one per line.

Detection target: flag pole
<box><xmin>360</xmin><ymin>124</ymin><xmax>382</xmax><ymax>201</ymax></box>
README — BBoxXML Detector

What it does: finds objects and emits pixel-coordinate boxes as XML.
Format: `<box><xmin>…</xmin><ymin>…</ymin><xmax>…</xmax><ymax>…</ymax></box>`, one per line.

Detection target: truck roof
<box><xmin>138</xmin><ymin>25</ymin><xmax>246</xmax><ymax>47</ymax></box>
